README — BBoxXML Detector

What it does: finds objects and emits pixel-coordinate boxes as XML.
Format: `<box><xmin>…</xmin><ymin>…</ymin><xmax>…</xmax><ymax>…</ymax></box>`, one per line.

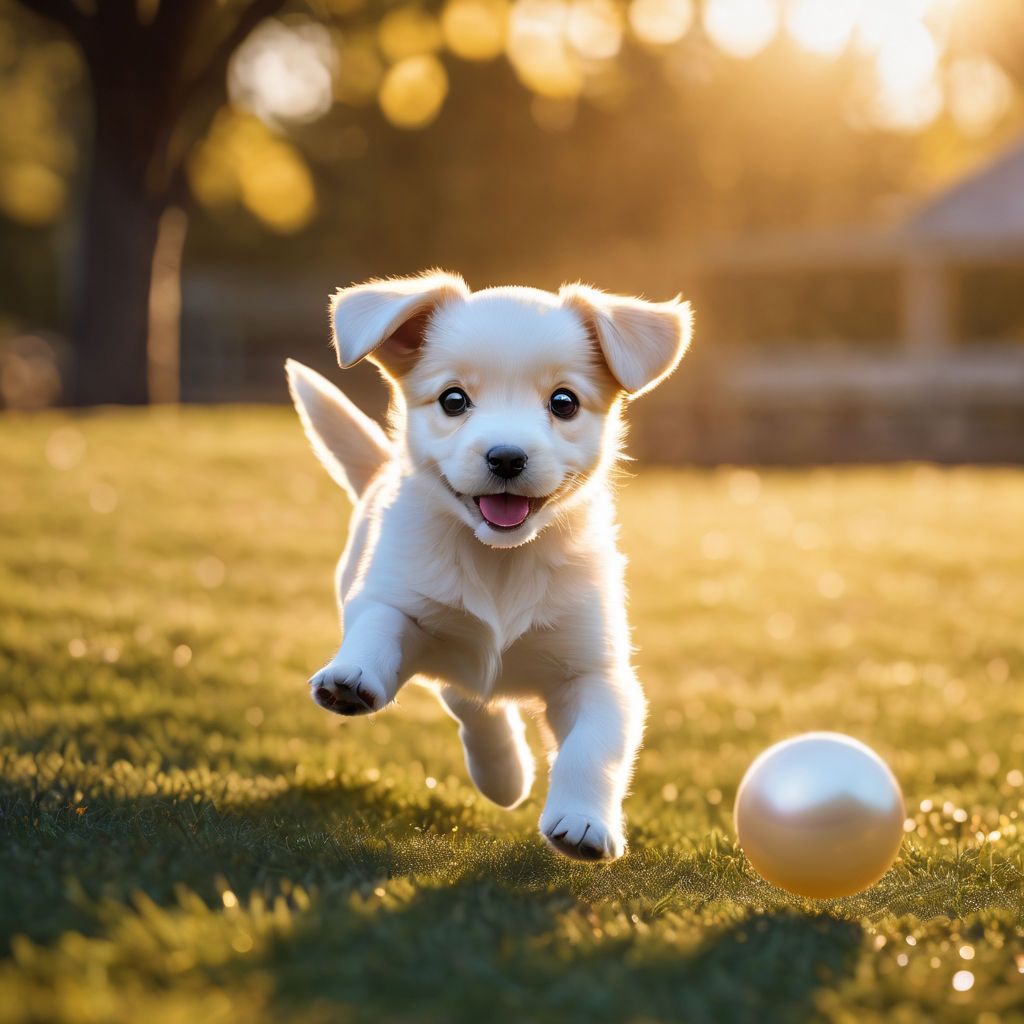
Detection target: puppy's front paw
<box><xmin>540</xmin><ymin>808</ymin><xmax>625</xmax><ymax>862</ymax></box>
<box><xmin>309</xmin><ymin>662</ymin><xmax>385</xmax><ymax>717</ymax></box>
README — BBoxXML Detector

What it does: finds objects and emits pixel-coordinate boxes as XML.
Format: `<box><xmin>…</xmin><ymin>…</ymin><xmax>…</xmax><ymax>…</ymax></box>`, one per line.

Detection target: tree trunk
<box><xmin>69</xmin><ymin>86</ymin><xmax>168</xmax><ymax>406</ymax></box>
<box><xmin>50</xmin><ymin>0</ymin><xmax>284</xmax><ymax>405</ymax></box>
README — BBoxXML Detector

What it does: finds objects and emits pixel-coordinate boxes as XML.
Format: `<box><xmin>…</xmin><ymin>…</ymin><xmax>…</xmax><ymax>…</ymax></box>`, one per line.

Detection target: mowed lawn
<box><xmin>1</xmin><ymin>408</ymin><xmax>1022</xmax><ymax>1024</ymax></box>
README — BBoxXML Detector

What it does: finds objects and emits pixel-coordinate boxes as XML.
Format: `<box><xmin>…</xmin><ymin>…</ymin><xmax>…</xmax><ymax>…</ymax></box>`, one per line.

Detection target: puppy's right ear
<box><xmin>330</xmin><ymin>271</ymin><xmax>468</xmax><ymax>377</ymax></box>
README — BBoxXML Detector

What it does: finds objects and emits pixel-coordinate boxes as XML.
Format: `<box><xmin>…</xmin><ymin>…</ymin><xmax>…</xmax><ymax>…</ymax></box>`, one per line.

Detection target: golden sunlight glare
<box><xmin>507</xmin><ymin>0</ymin><xmax>584</xmax><ymax>97</ymax></box>
<box><xmin>627</xmin><ymin>0</ymin><xmax>694</xmax><ymax>47</ymax></box>
<box><xmin>766</xmin><ymin>0</ymin><xmax>960</xmax><ymax>132</ymax></box>
<box><xmin>703</xmin><ymin>0</ymin><xmax>779</xmax><ymax>60</ymax></box>
<box><xmin>947</xmin><ymin>57</ymin><xmax>1014</xmax><ymax>137</ymax></box>
<box><xmin>785</xmin><ymin>0</ymin><xmax>859</xmax><ymax>57</ymax></box>
<box><xmin>872</xmin><ymin>17</ymin><xmax>942</xmax><ymax>130</ymax></box>
<box><xmin>566</xmin><ymin>0</ymin><xmax>624</xmax><ymax>61</ymax></box>
<box><xmin>854</xmin><ymin>0</ymin><xmax>936</xmax><ymax>53</ymax></box>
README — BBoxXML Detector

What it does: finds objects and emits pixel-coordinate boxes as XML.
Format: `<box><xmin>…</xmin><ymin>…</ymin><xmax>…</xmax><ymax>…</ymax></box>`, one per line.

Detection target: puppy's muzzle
<box><xmin>486</xmin><ymin>445</ymin><xmax>528</xmax><ymax>480</ymax></box>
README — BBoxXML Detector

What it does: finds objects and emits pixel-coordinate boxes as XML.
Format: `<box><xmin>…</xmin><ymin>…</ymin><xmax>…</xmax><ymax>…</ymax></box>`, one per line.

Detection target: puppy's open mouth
<box><xmin>474</xmin><ymin>494</ymin><xmax>535</xmax><ymax>531</ymax></box>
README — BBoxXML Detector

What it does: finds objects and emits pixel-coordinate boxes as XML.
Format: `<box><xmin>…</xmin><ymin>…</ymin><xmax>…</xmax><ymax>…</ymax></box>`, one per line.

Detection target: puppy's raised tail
<box><xmin>285</xmin><ymin>359</ymin><xmax>392</xmax><ymax>502</ymax></box>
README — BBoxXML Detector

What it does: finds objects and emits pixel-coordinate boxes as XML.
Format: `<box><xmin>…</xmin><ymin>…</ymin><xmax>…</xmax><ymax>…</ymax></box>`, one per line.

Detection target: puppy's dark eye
<box><xmin>549</xmin><ymin>389</ymin><xmax>579</xmax><ymax>420</ymax></box>
<box><xmin>439</xmin><ymin>387</ymin><xmax>470</xmax><ymax>416</ymax></box>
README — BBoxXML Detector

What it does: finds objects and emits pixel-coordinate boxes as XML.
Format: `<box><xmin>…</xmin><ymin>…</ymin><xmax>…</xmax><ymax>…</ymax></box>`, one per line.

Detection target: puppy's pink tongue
<box><xmin>478</xmin><ymin>494</ymin><xmax>530</xmax><ymax>528</ymax></box>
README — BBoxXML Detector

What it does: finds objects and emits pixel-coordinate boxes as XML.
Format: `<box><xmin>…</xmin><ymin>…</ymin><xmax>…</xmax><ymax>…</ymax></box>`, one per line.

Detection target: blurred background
<box><xmin>2</xmin><ymin>0</ymin><xmax>1024</xmax><ymax>462</ymax></box>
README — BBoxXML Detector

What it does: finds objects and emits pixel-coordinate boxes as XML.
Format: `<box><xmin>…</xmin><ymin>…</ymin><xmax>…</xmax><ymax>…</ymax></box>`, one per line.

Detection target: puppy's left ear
<box><xmin>331</xmin><ymin>271</ymin><xmax>469</xmax><ymax>377</ymax></box>
<box><xmin>560</xmin><ymin>283</ymin><xmax>693</xmax><ymax>398</ymax></box>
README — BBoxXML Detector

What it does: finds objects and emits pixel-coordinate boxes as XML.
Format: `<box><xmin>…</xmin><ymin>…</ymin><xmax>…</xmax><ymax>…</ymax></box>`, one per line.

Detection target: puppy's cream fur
<box><xmin>286</xmin><ymin>272</ymin><xmax>691</xmax><ymax>861</ymax></box>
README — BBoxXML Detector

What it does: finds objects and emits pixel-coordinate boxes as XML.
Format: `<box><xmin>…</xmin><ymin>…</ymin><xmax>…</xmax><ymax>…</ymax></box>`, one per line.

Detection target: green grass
<box><xmin>1</xmin><ymin>407</ymin><xmax>1022</xmax><ymax>1024</ymax></box>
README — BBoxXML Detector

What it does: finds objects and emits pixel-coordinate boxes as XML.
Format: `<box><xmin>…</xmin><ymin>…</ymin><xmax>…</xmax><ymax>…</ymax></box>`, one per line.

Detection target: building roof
<box><xmin>686</xmin><ymin>135</ymin><xmax>1024</xmax><ymax>272</ymax></box>
<box><xmin>908</xmin><ymin>137</ymin><xmax>1024</xmax><ymax>247</ymax></box>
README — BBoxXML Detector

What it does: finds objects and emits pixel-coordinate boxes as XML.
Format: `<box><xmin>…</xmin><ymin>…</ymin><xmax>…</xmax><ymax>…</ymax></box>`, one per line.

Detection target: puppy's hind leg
<box><xmin>441</xmin><ymin>689</ymin><xmax>534</xmax><ymax>809</ymax></box>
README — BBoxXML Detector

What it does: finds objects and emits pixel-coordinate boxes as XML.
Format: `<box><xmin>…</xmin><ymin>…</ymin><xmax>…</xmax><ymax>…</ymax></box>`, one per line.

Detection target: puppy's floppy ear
<box><xmin>559</xmin><ymin>283</ymin><xmax>692</xmax><ymax>398</ymax></box>
<box><xmin>330</xmin><ymin>271</ymin><xmax>469</xmax><ymax>375</ymax></box>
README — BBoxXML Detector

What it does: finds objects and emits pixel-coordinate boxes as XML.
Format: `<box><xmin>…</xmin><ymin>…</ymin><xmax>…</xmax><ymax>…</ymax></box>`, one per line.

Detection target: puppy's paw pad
<box><xmin>309</xmin><ymin>664</ymin><xmax>382</xmax><ymax>717</ymax></box>
<box><xmin>541</xmin><ymin>811</ymin><xmax>625</xmax><ymax>862</ymax></box>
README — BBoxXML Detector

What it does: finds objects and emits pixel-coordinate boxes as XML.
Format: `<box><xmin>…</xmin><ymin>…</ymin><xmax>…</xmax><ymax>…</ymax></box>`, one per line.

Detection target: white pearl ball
<box><xmin>734</xmin><ymin>732</ymin><xmax>905</xmax><ymax>899</ymax></box>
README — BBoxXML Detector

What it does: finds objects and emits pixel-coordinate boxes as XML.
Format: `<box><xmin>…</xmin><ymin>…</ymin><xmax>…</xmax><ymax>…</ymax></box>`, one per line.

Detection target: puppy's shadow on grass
<box><xmin>3</xmin><ymin>769</ymin><xmax>862</xmax><ymax>1022</ymax></box>
<box><xmin>252</xmin><ymin>878</ymin><xmax>862</xmax><ymax>1024</ymax></box>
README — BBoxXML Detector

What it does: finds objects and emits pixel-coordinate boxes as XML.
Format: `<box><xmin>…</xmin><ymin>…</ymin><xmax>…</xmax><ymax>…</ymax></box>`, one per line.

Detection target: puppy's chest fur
<box><xmin>395</xmin><ymin>503</ymin><xmax>601</xmax><ymax>697</ymax></box>
<box><xmin>411</xmin><ymin>519</ymin><xmax>583</xmax><ymax>647</ymax></box>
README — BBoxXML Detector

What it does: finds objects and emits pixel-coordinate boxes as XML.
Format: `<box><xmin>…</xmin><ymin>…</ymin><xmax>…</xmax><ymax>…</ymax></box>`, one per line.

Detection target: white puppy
<box><xmin>286</xmin><ymin>272</ymin><xmax>691</xmax><ymax>861</ymax></box>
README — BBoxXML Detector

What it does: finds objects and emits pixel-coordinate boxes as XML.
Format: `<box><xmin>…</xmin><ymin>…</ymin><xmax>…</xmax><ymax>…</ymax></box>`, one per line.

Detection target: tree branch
<box><xmin>14</xmin><ymin>0</ymin><xmax>94</xmax><ymax>51</ymax></box>
<box><xmin>156</xmin><ymin>0</ymin><xmax>289</xmax><ymax>188</ymax></box>
<box><xmin>185</xmin><ymin>0</ymin><xmax>289</xmax><ymax>109</ymax></box>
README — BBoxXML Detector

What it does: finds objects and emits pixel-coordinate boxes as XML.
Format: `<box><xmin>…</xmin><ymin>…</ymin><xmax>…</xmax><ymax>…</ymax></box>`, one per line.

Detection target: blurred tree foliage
<box><xmin>1</xmin><ymin>0</ymin><xmax>1024</xmax><ymax>404</ymax></box>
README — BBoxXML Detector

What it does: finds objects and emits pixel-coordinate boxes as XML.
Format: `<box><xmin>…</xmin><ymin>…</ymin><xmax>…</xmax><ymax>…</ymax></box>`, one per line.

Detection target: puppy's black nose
<box><xmin>486</xmin><ymin>445</ymin><xmax>528</xmax><ymax>479</ymax></box>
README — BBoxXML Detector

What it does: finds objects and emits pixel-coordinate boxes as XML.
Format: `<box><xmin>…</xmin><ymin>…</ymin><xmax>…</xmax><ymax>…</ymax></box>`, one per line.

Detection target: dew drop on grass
<box><xmin>46</xmin><ymin>426</ymin><xmax>86</xmax><ymax>470</ymax></box>
<box><xmin>727</xmin><ymin>469</ymin><xmax>760</xmax><ymax>505</ymax></box>
<box><xmin>196</xmin><ymin>556</ymin><xmax>226</xmax><ymax>588</ymax></box>
<box><xmin>89</xmin><ymin>483</ymin><xmax>118</xmax><ymax>514</ymax></box>
<box><xmin>765</xmin><ymin>612</ymin><xmax>794</xmax><ymax>640</ymax></box>
<box><xmin>793</xmin><ymin>521</ymin><xmax>823</xmax><ymax>549</ymax></box>
<box><xmin>700</xmin><ymin>531</ymin><xmax>731</xmax><ymax>560</ymax></box>
<box><xmin>817</xmin><ymin>571</ymin><xmax>845</xmax><ymax>599</ymax></box>
<box><xmin>733</xmin><ymin>707</ymin><xmax>755</xmax><ymax>731</ymax></box>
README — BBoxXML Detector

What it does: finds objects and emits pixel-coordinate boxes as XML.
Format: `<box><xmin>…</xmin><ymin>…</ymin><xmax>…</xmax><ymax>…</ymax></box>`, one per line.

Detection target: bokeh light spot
<box><xmin>785</xmin><ymin>0</ymin><xmax>858</xmax><ymax>57</ymax></box>
<box><xmin>566</xmin><ymin>0</ymin><xmax>623</xmax><ymax>60</ymax></box>
<box><xmin>189</xmin><ymin>111</ymin><xmax>317</xmax><ymax>233</ymax></box>
<box><xmin>230</xmin><ymin>19</ymin><xmax>337</xmax><ymax>125</ymax></box>
<box><xmin>442</xmin><ymin>0</ymin><xmax>509</xmax><ymax>59</ymax></box>
<box><xmin>379</xmin><ymin>55</ymin><xmax>450</xmax><ymax>128</ymax></box>
<box><xmin>947</xmin><ymin>57</ymin><xmax>1013</xmax><ymax>138</ymax></box>
<box><xmin>704</xmin><ymin>0</ymin><xmax>778</xmax><ymax>59</ymax></box>
<box><xmin>378</xmin><ymin>5</ymin><xmax>443</xmax><ymax>61</ymax></box>
<box><xmin>628</xmin><ymin>0</ymin><xmax>693</xmax><ymax>46</ymax></box>
<box><xmin>45</xmin><ymin>426</ymin><xmax>86</xmax><ymax>471</ymax></box>
<box><xmin>0</xmin><ymin>162</ymin><xmax>65</xmax><ymax>225</ymax></box>
<box><xmin>334</xmin><ymin>31</ymin><xmax>386</xmax><ymax>106</ymax></box>
<box><xmin>869</xmin><ymin>18</ymin><xmax>942</xmax><ymax>131</ymax></box>
<box><xmin>508</xmin><ymin>0</ymin><xmax>584</xmax><ymax>98</ymax></box>
<box><xmin>89</xmin><ymin>483</ymin><xmax>118</xmax><ymax>515</ymax></box>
